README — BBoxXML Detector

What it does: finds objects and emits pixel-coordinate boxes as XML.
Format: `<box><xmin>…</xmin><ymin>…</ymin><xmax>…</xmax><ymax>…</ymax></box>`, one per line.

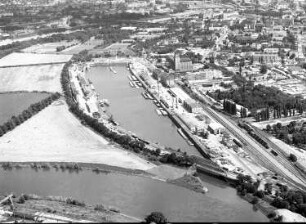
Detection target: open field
<box><xmin>0</xmin><ymin>64</ymin><xmax>64</xmax><ymax>93</ymax></box>
<box><xmin>0</xmin><ymin>99</ymin><xmax>155</xmax><ymax>171</ymax></box>
<box><xmin>21</xmin><ymin>41</ymin><xmax>79</xmax><ymax>54</ymax></box>
<box><xmin>0</xmin><ymin>92</ymin><xmax>50</xmax><ymax>124</ymax></box>
<box><xmin>0</xmin><ymin>53</ymin><xmax>72</xmax><ymax>67</ymax></box>
<box><xmin>89</xmin><ymin>43</ymin><xmax>136</xmax><ymax>56</ymax></box>
<box><xmin>60</xmin><ymin>39</ymin><xmax>104</xmax><ymax>55</ymax></box>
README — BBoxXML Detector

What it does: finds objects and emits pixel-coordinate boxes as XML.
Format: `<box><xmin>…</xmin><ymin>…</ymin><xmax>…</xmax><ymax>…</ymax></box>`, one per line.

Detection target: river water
<box><xmin>87</xmin><ymin>65</ymin><xmax>201</xmax><ymax>156</ymax></box>
<box><xmin>0</xmin><ymin>168</ymin><xmax>267</xmax><ymax>222</ymax></box>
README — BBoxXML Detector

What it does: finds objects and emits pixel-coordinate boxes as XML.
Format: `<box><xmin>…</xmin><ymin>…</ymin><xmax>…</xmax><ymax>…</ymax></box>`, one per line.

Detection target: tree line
<box><xmin>236</xmin><ymin>174</ymin><xmax>306</xmax><ymax>219</ymax></box>
<box><xmin>266</xmin><ymin>121</ymin><xmax>306</xmax><ymax>148</ymax></box>
<box><xmin>0</xmin><ymin>92</ymin><xmax>61</xmax><ymax>137</ymax></box>
<box><xmin>61</xmin><ymin>54</ymin><xmax>194</xmax><ymax>168</ymax></box>
<box><xmin>210</xmin><ymin>84</ymin><xmax>306</xmax><ymax>121</ymax></box>
<box><xmin>223</xmin><ymin>99</ymin><xmax>237</xmax><ymax>115</ymax></box>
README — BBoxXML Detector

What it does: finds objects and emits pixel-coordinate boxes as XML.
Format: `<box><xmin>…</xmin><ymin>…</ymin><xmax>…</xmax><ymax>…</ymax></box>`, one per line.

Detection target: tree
<box><xmin>289</xmin><ymin>153</ymin><xmax>297</xmax><ymax>162</ymax></box>
<box><xmin>260</xmin><ymin>64</ymin><xmax>267</xmax><ymax>74</ymax></box>
<box><xmin>266</xmin><ymin>124</ymin><xmax>272</xmax><ymax>132</ymax></box>
<box><xmin>251</xmin><ymin>197</ymin><xmax>259</xmax><ymax>204</ymax></box>
<box><xmin>145</xmin><ymin>212</ymin><xmax>167</xmax><ymax>224</ymax></box>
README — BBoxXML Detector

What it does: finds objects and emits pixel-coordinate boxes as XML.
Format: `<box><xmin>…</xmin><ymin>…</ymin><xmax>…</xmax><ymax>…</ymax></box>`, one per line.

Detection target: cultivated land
<box><xmin>0</xmin><ymin>99</ymin><xmax>155</xmax><ymax>171</ymax></box>
<box><xmin>0</xmin><ymin>53</ymin><xmax>72</xmax><ymax>67</ymax></box>
<box><xmin>21</xmin><ymin>41</ymin><xmax>79</xmax><ymax>54</ymax></box>
<box><xmin>0</xmin><ymin>92</ymin><xmax>50</xmax><ymax>124</ymax></box>
<box><xmin>0</xmin><ymin>64</ymin><xmax>64</xmax><ymax>93</ymax></box>
<box><xmin>89</xmin><ymin>43</ymin><xmax>136</xmax><ymax>56</ymax></box>
<box><xmin>60</xmin><ymin>39</ymin><xmax>104</xmax><ymax>55</ymax></box>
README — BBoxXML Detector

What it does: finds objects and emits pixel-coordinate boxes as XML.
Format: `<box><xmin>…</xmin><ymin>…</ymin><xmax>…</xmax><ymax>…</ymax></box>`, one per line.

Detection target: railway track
<box><xmin>251</xmin><ymin>125</ymin><xmax>306</xmax><ymax>183</ymax></box>
<box><xmin>204</xmin><ymin>107</ymin><xmax>306</xmax><ymax>190</ymax></box>
<box><xmin>181</xmin><ymin>87</ymin><xmax>306</xmax><ymax>189</ymax></box>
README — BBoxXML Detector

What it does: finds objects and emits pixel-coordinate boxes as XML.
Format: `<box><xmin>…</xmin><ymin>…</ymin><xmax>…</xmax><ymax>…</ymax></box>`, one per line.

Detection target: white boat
<box><xmin>142</xmin><ymin>92</ymin><xmax>149</xmax><ymax>99</ymax></box>
<box><xmin>128</xmin><ymin>75</ymin><xmax>134</xmax><ymax>81</ymax></box>
<box><xmin>110</xmin><ymin>66</ymin><xmax>117</xmax><ymax>74</ymax></box>
<box><xmin>100</xmin><ymin>99</ymin><xmax>110</xmax><ymax>106</ymax></box>
<box><xmin>131</xmin><ymin>75</ymin><xmax>138</xmax><ymax>81</ymax></box>
<box><xmin>129</xmin><ymin>81</ymin><xmax>135</xmax><ymax>88</ymax></box>
<box><xmin>135</xmin><ymin>82</ymin><xmax>142</xmax><ymax>87</ymax></box>
<box><xmin>155</xmin><ymin>109</ymin><xmax>162</xmax><ymax>115</ymax></box>
<box><xmin>202</xmin><ymin>186</ymin><xmax>208</xmax><ymax>193</ymax></box>
<box><xmin>177</xmin><ymin>128</ymin><xmax>188</xmax><ymax>140</ymax></box>
<box><xmin>160</xmin><ymin>110</ymin><xmax>168</xmax><ymax>116</ymax></box>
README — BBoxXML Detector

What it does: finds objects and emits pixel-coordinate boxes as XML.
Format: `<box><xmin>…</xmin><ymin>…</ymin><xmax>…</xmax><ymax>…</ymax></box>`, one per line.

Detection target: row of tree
<box><xmin>223</xmin><ymin>100</ymin><xmax>237</xmax><ymax>115</ymax></box>
<box><xmin>0</xmin><ymin>92</ymin><xmax>61</xmax><ymax>137</ymax></box>
<box><xmin>61</xmin><ymin>54</ymin><xmax>194</xmax><ymax>168</ymax></box>
<box><xmin>211</xmin><ymin>84</ymin><xmax>306</xmax><ymax>119</ymax></box>
<box><xmin>236</xmin><ymin>174</ymin><xmax>306</xmax><ymax>218</ymax></box>
<box><xmin>266</xmin><ymin>121</ymin><xmax>306</xmax><ymax>147</ymax></box>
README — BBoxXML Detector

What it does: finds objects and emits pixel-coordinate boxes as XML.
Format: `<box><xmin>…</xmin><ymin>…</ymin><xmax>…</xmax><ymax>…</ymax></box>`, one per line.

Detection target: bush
<box><xmin>251</xmin><ymin>197</ymin><xmax>259</xmax><ymax>204</ymax></box>
<box><xmin>267</xmin><ymin>211</ymin><xmax>277</xmax><ymax>219</ymax></box>
<box><xmin>94</xmin><ymin>204</ymin><xmax>107</xmax><ymax>212</ymax></box>
<box><xmin>2</xmin><ymin>162</ymin><xmax>12</xmax><ymax>170</ymax></box>
<box><xmin>65</xmin><ymin>197</ymin><xmax>85</xmax><ymax>207</ymax></box>
<box><xmin>41</xmin><ymin>163</ymin><xmax>50</xmax><ymax>170</ymax></box>
<box><xmin>254</xmin><ymin>190</ymin><xmax>265</xmax><ymax>199</ymax></box>
<box><xmin>145</xmin><ymin>212</ymin><xmax>167</xmax><ymax>224</ymax></box>
<box><xmin>17</xmin><ymin>195</ymin><xmax>26</xmax><ymax>204</ymax></box>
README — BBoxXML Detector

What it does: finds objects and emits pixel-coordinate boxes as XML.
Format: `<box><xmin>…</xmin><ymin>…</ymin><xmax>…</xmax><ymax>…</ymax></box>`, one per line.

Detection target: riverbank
<box><xmin>0</xmin><ymin>193</ymin><xmax>141</xmax><ymax>223</ymax></box>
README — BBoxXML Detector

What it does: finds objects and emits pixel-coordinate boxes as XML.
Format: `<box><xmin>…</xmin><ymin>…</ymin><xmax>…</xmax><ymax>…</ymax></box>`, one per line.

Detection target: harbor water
<box><xmin>87</xmin><ymin>65</ymin><xmax>202</xmax><ymax>156</ymax></box>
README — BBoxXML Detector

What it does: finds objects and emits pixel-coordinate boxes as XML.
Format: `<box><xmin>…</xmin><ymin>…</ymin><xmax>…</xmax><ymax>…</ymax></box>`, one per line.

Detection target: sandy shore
<box><xmin>0</xmin><ymin>99</ymin><xmax>155</xmax><ymax>171</ymax></box>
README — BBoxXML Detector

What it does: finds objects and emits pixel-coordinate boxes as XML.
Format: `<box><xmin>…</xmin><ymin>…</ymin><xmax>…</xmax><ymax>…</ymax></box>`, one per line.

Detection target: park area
<box><xmin>60</xmin><ymin>39</ymin><xmax>104</xmax><ymax>55</ymax></box>
<box><xmin>0</xmin><ymin>99</ymin><xmax>156</xmax><ymax>171</ymax></box>
<box><xmin>0</xmin><ymin>52</ymin><xmax>72</xmax><ymax>67</ymax></box>
<box><xmin>0</xmin><ymin>64</ymin><xmax>64</xmax><ymax>93</ymax></box>
<box><xmin>89</xmin><ymin>43</ymin><xmax>136</xmax><ymax>56</ymax></box>
<box><xmin>21</xmin><ymin>41</ymin><xmax>79</xmax><ymax>54</ymax></box>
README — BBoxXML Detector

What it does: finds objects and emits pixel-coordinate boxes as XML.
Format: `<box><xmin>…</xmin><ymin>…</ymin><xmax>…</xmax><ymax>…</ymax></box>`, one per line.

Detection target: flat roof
<box><xmin>170</xmin><ymin>87</ymin><xmax>191</xmax><ymax>102</ymax></box>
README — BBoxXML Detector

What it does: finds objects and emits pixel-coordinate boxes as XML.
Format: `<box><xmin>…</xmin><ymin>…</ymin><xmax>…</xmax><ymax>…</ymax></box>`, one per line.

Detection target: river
<box><xmin>0</xmin><ymin>167</ymin><xmax>267</xmax><ymax>222</ymax></box>
<box><xmin>87</xmin><ymin>65</ymin><xmax>201</xmax><ymax>156</ymax></box>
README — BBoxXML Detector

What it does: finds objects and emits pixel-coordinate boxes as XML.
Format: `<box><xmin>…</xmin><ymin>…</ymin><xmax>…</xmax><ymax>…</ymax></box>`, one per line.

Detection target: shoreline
<box><xmin>0</xmin><ymin>161</ymin><xmax>205</xmax><ymax>193</ymax></box>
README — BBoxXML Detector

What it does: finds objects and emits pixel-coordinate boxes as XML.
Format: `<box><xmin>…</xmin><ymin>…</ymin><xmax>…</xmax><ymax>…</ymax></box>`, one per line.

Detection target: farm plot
<box><xmin>21</xmin><ymin>41</ymin><xmax>79</xmax><ymax>54</ymax></box>
<box><xmin>0</xmin><ymin>100</ymin><xmax>155</xmax><ymax>171</ymax></box>
<box><xmin>0</xmin><ymin>92</ymin><xmax>50</xmax><ymax>124</ymax></box>
<box><xmin>0</xmin><ymin>64</ymin><xmax>64</xmax><ymax>93</ymax></box>
<box><xmin>60</xmin><ymin>39</ymin><xmax>104</xmax><ymax>55</ymax></box>
<box><xmin>89</xmin><ymin>43</ymin><xmax>136</xmax><ymax>56</ymax></box>
<box><xmin>0</xmin><ymin>52</ymin><xmax>72</xmax><ymax>67</ymax></box>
